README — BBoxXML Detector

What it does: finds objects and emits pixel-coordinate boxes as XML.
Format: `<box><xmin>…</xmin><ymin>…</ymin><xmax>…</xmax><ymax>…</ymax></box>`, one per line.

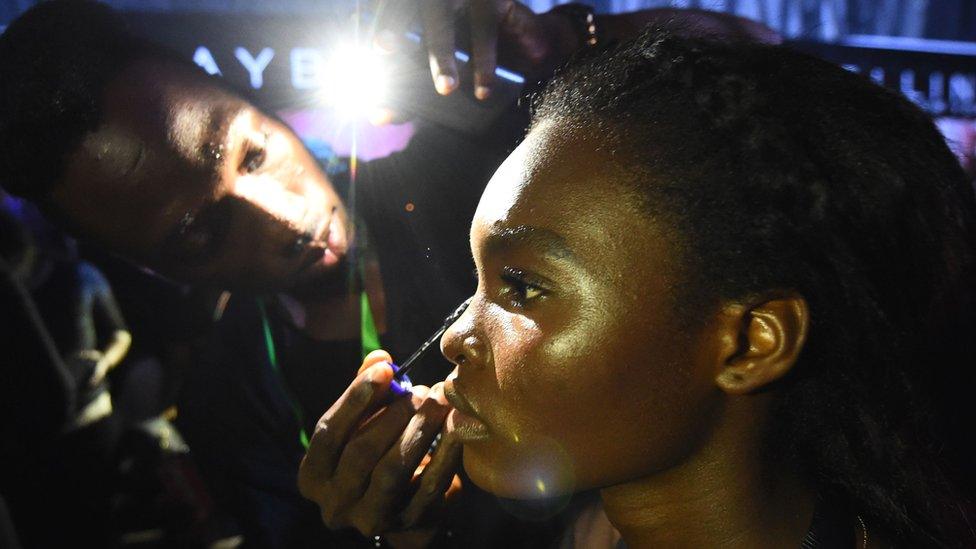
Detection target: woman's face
<box><xmin>50</xmin><ymin>58</ymin><xmax>349</xmax><ymax>295</ymax></box>
<box><xmin>440</xmin><ymin>122</ymin><xmax>727</xmax><ymax>499</ymax></box>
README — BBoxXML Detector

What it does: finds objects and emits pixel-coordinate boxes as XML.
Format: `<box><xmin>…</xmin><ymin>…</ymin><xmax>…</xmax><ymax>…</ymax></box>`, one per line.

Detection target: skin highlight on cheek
<box><xmin>489</xmin><ymin>310</ymin><xmax>541</xmax><ymax>391</ymax></box>
<box><xmin>457</xmin><ymin>305</ymin><xmax>585</xmax><ymax>501</ymax></box>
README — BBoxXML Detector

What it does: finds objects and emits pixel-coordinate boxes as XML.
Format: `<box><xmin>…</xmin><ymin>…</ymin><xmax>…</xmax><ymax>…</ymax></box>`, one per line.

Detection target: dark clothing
<box><xmin>177</xmin><ymin>296</ymin><xmax>365</xmax><ymax>548</ymax></box>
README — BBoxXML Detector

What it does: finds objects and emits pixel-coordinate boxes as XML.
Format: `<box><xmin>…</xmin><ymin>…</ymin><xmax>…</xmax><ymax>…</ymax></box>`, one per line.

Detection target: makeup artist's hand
<box><xmin>373</xmin><ymin>0</ymin><xmax>580</xmax><ymax>101</ymax></box>
<box><xmin>370</xmin><ymin>2</ymin><xmax>781</xmax><ymax>110</ymax></box>
<box><xmin>298</xmin><ymin>350</ymin><xmax>463</xmax><ymax>541</ymax></box>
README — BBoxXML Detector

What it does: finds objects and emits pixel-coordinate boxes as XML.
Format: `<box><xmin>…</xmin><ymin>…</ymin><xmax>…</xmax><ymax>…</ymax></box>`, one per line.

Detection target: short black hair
<box><xmin>536</xmin><ymin>28</ymin><xmax>976</xmax><ymax>546</ymax></box>
<box><xmin>0</xmin><ymin>1</ymin><xmax>157</xmax><ymax>200</ymax></box>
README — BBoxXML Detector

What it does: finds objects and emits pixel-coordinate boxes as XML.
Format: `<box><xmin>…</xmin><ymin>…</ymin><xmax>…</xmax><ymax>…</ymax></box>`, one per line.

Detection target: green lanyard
<box><xmin>258</xmin><ymin>291</ymin><xmax>381</xmax><ymax>450</ymax></box>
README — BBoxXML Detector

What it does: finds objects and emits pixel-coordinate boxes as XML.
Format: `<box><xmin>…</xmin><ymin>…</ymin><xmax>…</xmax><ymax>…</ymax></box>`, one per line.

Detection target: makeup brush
<box><xmin>393</xmin><ymin>297</ymin><xmax>472</xmax><ymax>382</ymax></box>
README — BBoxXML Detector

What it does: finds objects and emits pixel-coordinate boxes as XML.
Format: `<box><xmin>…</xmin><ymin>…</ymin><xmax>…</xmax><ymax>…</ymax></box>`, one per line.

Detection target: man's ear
<box><xmin>713</xmin><ymin>294</ymin><xmax>809</xmax><ymax>395</ymax></box>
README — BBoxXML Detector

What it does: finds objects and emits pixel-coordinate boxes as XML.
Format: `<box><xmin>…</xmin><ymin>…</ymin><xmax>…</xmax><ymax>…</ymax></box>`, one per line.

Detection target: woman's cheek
<box><xmin>488</xmin><ymin>311</ymin><xmax>544</xmax><ymax>392</ymax></box>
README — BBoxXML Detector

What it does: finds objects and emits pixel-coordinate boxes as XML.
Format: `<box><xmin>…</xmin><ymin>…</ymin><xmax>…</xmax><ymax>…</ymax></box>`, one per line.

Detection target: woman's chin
<box><xmin>462</xmin><ymin>450</ymin><xmax>578</xmax><ymax>500</ymax></box>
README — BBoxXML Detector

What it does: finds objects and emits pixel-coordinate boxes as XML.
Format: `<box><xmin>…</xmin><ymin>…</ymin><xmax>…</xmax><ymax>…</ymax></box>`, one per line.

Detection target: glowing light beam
<box><xmin>318</xmin><ymin>43</ymin><xmax>391</xmax><ymax>118</ymax></box>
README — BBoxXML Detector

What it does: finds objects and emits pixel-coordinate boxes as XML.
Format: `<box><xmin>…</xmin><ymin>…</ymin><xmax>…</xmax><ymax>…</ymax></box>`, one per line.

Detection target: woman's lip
<box><xmin>443</xmin><ymin>378</ymin><xmax>490</xmax><ymax>441</ymax></box>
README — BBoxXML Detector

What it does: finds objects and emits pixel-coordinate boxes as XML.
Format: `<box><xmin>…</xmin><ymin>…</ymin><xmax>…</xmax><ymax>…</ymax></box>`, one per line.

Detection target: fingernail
<box><xmin>363</xmin><ymin>362</ymin><xmax>391</xmax><ymax>384</ymax></box>
<box><xmin>436</xmin><ymin>75</ymin><xmax>456</xmax><ymax>95</ymax></box>
<box><xmin>475</xmin><ymin>86</ymin><xmax>491</xmax><ymax>101</ymax></box>
<box><xmin>363</xmin><ymin>365</ymin><xmax>377</xmax><ymax>383</ymax></box>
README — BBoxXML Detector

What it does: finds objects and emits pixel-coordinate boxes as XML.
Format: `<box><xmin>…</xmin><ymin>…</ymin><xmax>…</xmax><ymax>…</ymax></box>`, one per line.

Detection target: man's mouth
<box><xmin>320</xmin><ymin>212</ymin><xmax>346</xmax><ymax>267</ymax></box>
<box><xmin>302</xmin><ymin>206</ymin><xmax>347</xmax><ymax>267</ymax></box>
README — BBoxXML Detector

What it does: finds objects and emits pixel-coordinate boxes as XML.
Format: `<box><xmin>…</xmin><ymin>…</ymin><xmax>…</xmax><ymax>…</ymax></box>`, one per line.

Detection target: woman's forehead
<box><xmin>473</xmin><ymin>126</ymin><xmax>670</xmax><ymax>275</ymax></box>
<box><xmin>477</xmin><ymin>124</ymin><xmax>641</xmax><ymax>226</ymax></box>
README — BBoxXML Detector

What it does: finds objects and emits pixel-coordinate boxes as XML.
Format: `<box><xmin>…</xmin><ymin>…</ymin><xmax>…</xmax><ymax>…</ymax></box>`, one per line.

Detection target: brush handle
<box><xmin>393</xmin><ymin>297</ymin><xmax>472</xmax><ymax>381</ymax></box>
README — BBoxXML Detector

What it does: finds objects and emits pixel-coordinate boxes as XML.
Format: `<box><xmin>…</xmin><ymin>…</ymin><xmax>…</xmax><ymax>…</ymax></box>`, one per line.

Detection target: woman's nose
<box><xmin>440</xmin><ymin>300</ymin><xmax>490</xmax><ymax>370</ymax></box>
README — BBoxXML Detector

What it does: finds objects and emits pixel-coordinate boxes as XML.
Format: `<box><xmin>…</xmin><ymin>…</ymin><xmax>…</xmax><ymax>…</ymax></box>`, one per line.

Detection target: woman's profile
<box><xmin>303</xmin><ymin>28</ymin><xmax>976</xmax><ymax>548</ymax></box>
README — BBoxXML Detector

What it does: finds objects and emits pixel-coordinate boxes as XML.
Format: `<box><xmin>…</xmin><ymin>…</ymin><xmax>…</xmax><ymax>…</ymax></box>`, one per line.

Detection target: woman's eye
<box><xmin>509</xmin><ymin>279</ymin><xmax>544</xmax><ymax>304</ymax></box>
<box><xmin>500</xmin><ymin>268</ymin><xmax>548</xmax><ymax>307</ymax></box>
<box><xmin>524</xmin><ymin>285</ymin><xmax>543</xmax><ymax>299</ymax></box>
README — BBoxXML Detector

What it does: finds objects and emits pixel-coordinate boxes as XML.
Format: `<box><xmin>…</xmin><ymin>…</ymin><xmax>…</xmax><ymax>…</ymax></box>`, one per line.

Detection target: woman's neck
<box><xmin>600</xmin><ymin>398</ymin><xmax>816</xmax><ymax>549</ymax></box>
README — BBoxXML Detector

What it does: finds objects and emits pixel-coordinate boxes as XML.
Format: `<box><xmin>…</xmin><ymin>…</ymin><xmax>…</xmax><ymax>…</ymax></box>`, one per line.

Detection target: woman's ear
<box><xmin>713</xmin><ymin>294</ymin><xmax>809</xmax><ymax>395</ymax></box>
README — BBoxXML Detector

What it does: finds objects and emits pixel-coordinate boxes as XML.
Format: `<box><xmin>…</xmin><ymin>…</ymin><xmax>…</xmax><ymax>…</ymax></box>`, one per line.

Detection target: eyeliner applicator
<box><xmin>391</xmin><ymin>297</ymin><xmax>472</xmax><ymax>387</ymax></box>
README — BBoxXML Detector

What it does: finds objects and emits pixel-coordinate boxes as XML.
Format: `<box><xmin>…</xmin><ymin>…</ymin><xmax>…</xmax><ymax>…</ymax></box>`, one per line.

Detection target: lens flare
<box><xmin>319</xmin><ymin>43</ymin><xmax>390</xmax><ymax>118</ymax></box>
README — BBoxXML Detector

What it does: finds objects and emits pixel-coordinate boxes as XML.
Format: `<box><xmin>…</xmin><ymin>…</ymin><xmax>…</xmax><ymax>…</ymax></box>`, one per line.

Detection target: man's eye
<box><xmin>241</xmin><ymin>146</ymin><xmax>266</xmax><ymax>174</ymax></box>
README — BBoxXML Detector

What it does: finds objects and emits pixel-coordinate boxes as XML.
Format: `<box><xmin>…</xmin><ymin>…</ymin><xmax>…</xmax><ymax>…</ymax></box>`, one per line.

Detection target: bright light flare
<box><xmin>319</xmin><ymin>43</ymin><xmax>390</xmax><ymax>117</ymax></box>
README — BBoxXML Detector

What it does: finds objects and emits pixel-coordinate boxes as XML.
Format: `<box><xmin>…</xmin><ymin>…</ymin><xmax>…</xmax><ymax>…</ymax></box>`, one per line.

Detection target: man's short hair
<box><xmin>0</xmin><ymin>1</ymin><xmax>152</xmax><ymax>200</ymax></box>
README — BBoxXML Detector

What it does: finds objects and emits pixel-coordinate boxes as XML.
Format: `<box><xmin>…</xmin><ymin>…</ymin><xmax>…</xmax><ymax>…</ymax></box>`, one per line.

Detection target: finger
<box><xmin>469</xmin><ymin>0</ymin><xmax>498</xmax><ymax>100</ymax></box>
<box><xmin>421</xmin><ymin>0</ymin><xmax>458</xmax><ymax>95</ymax></box>
<box><xmin>316</xmin><ymin>385</ymin><xmax>428</xmax><ymax>529</ymax></box>
<box><xmin>400</xmin><ymin>421</ymin><xmax>463</xmax><ymax>528</ymax></box>
<box><xmin>298</xmin><ymin>363</ymin><xmax>395</xmax><ymax>499</ymax></box>
<box><xmin>499</xmin><ymin>3</ymin><xmax>550</xmax><ymax>69</ymax></box>
<box><xmin>322</xmin><ymin>390</ymin><xmax>427</xmax><ymax>519</ymax></box>
<box><xmin>355</xmin><ymin>383</ymin><xmax>452</xmax><ymax>533</ymax></box>
<box><xmin>359</xmin><ymin>349</ymin><xmax>394</xmax><ymax>374</ymax></box>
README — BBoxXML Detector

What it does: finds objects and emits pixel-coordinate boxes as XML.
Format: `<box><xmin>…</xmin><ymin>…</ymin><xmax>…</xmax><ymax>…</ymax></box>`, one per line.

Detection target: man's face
<box><xmin>50</xmin><ymin>58</ymin><xmax>350</xmax><ymax>294</ymax></box>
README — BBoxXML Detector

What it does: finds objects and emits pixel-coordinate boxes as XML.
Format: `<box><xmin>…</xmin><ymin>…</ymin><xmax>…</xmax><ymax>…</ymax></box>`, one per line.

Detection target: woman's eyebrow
<box><xmin>484</xmin><ymin>224</ymin><xmax>578</xmax><ymax>263</ymax></box>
